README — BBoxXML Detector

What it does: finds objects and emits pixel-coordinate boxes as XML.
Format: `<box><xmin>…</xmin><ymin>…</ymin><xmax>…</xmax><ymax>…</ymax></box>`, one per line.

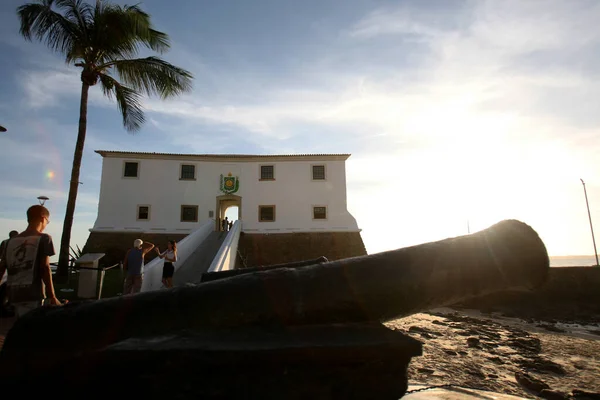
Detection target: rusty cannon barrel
<box><xmin>1</xmin><ymin>219</ymin><xmax>548</xmax><ymax>359</ymax></box>
<box><xmin>200</xmin><ymin>255</ymin><xmax>329</xmax><ymax>283</ymax></box>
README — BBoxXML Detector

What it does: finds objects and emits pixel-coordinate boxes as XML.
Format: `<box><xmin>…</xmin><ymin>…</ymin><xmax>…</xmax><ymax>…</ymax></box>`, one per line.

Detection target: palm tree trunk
<box><xmin>56</xmin><ymin>82</ymin><xmax>90</xmax><ymax>281</ymax></box>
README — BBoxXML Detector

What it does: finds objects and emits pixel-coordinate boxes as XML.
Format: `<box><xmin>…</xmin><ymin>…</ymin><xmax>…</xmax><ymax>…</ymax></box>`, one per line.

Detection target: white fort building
<box><xmin>84</xmin><ymin>151</ymin><xmax>366</xmax><ymax>267</ymax></box>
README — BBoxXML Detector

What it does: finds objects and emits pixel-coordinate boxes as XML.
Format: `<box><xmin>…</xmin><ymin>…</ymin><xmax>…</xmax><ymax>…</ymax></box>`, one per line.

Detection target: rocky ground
<box><xmin>387</xmin><ymin>309</ymin><xmax>600</xmax><ymax>399</ymax></box>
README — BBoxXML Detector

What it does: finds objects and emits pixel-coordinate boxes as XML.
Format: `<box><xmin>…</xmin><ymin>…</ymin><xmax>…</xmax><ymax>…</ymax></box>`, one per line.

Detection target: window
<box><xmin>137</xmin><ymin>205</ymin><xmax>150</xmax><ymax>220</ymax></box>
<box><xmin>259</xmin><ymin>205</ymin><xmax>275</xmax><ymax>222</ymax></box>
<box><xmin>180</xmin><ymin>205</ymin><xmax>199</xmax><ymax>222</ymax></box>
<box><xmin>312</xmin><ymin>165</ymin><xmax>326</xmax><ymax>180</ymax></box>
<box><xmin>123</xmin><ymin>161</ymin><xmax>139</xmax><ymax>178</ymax></box>
<box><xmin>260</xmin><ymin>165</ymin><xmax>275</xmax><ymax>180</ymax></box>
<box><xmin>180</xmin><ymin>164</ymin><xmax>196</xmax><ymax>180</ymax></box>
<box><xmin>313</xmin><ymin>206</ymin><xmax>327</xmax><ymax>220</ymax></box>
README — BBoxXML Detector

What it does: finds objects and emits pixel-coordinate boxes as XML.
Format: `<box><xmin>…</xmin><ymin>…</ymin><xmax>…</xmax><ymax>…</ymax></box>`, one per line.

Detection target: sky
<box><xmin>1</xmin><ymin>0</ymin><xmax>599</xmax><ymax>258</ymax></box>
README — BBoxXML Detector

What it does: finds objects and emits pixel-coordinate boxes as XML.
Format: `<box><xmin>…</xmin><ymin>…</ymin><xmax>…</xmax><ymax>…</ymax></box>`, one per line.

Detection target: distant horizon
<box><xmin>549</xmin><ymin>254</ymin><xmax>599</xmax><ymax>259</ymax></box>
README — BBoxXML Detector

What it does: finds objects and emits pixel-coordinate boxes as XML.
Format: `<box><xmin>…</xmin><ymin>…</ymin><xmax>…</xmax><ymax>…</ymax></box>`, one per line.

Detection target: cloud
<box><xmin>346</xmin><ymin>2</ymin><xmax>466</xmax><ymax>40</ymax></box>
<box><xmin>5</xmin><ymin>0</ymin><xmax>600</xmax><ymax>256</ymax></box>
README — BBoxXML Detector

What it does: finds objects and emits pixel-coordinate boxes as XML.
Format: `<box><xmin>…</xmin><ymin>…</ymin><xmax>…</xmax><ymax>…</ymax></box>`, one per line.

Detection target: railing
<box><xmin>141</xmin><ymin>219</ymin><xmax>214</xmax><ymax>292</ymax></box>
<box><xmin>207</xmin><ymin>220</ymin><xmax>242</xmax><ymax>273</ymax></box>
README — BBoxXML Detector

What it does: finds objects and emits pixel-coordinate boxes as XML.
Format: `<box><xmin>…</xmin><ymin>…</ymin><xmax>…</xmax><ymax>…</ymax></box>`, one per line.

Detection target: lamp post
<box><xmin>580</xmin><ymin>179</ymin><xmax>599</xmax><ymax>266</ymax></box>
<box><xmin>37</xmin><ymin>196</ymin><xmax>49</xmax><ymax>206</ymax></box>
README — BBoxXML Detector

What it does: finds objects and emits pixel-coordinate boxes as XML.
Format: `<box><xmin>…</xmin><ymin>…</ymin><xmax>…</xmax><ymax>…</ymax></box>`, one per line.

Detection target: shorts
<box><xmin>162</xmin><ymin>262</ymin><xmax>175</xmax><ymax>279</ymax></box>
<box><xmin>14</xmin><ymin>300</ymin><xmax>43</xmax><ymax>318</ymax></box>
<box><xmin>124</xmin><ymin>274</ymin><xmax>143</xmax><ymax>294</ymax></box>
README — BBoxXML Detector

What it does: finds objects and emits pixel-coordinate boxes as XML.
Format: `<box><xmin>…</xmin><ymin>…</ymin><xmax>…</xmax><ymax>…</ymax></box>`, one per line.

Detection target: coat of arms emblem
<box><xmin>220</xmin><ymin>173</ymin><xmax>240</xmax><ymax>194</ymax></box>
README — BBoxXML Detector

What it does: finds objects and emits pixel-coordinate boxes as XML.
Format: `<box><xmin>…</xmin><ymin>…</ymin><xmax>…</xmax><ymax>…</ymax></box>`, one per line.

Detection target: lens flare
<box><xmin>47</xmin><ymin>170</ymin><xmax>55</xmax><ymax>179</ymax></box>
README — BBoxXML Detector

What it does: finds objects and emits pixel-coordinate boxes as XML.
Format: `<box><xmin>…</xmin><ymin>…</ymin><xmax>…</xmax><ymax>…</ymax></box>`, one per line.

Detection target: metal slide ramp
<box><xmin>173</xmin><ymin>231</ymin><xmax>225</xmax><ymax>286</ymax></box>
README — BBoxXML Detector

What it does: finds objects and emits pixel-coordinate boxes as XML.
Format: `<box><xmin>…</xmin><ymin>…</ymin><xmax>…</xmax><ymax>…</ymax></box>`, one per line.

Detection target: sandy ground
<box><xmin>387</xmin><ymin>309</ymin><xmax>600</xmax><ymax>399</ymax></box>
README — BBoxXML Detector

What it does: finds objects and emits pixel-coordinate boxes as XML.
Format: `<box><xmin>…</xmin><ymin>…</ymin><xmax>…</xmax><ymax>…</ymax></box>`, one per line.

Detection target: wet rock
<box><xmin>538</xmin><ymin>324</ymin><xmax>566</xmax><ymax>333</ymax></box>
<box><xmin>466</xmin><ymin>337</ymin><xmax>480</xmax><ymax>347</ymax></box>
<box><xmin>539</xmin><ymin>389</ymin><xmax>568</xmax><ymax>400</ymax></box>
<box><xmin>479</xmin><ymin>331</ymin><xmax>502</xmax><ymax>340</ymax></box>
<box><xmin>515</xmin><ymin>371</ymin><xmax>550</xmax><ymax>394</ymax></box>
<box><xmin>520</xmin><ymin>358</ymin><xmax>566</xmax><ymax>375</ymax></box>
<box><xmin>572</xmin><ymin>389</ymin><xmax>600</xmax><ymax>399</ymax></box>
<box><xmin>466</xmin><ymin>368</ymin><xmax>485</xmax><ymax>379</ymax></box>
<box><xmin>572</xmin><ymin>362</ymin><xmax>586</xmax><ymax>370</ymax></box>
<box><xmin>417</xmin><ymin>368</ymin><xmax>434</xmax><ymax>374</ymax></box>
<box><xmin>482</xmin><ymin>342</ymin><xmax>500</xmax><ymax>349</ymax></box>
<box><xmin>509</xmin><ymin>328</ymin><xmax>530</xmax><ymax>337</ymax></box>
<box><xmin>408</xmin><ymin>326</ymin><xmax>428</xmax><ymax>334</ymax></box>
<box><xmin>509</xmin><ymin>337</ymin><xmax>541</xmax><ymax>353</ymax></box>
<box><xmin>487</xmin><ymin>356</ymin><xmax>504</xmax><ymax>365</ymax></box>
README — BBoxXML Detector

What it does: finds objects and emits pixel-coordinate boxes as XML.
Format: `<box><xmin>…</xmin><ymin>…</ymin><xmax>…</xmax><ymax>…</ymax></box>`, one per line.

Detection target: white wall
<box><xmin>92</xmin><ymin>154</ymin><xmax>360</xmax><ymax>233</ymax></box>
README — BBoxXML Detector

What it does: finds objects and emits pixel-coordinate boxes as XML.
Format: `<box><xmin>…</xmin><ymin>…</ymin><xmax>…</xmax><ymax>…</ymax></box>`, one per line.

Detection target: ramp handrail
<box><xmin>141</xmin><ymin>219</ymin><xmax>215</xmax><ymax>292</ymax></box>
<box><xmin>208</xmin><ymin>220</ymin><xmax>242</xmax><ymax>273</ymax></box>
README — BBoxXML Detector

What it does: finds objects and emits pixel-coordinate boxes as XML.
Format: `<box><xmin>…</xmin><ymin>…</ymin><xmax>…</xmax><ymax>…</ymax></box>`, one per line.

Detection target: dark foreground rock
<box><xmin>572</xmin><ymin>389</ymin><xmax>600</xmax><ymax>399</ymax></box>
<box><xmin>515</xmin><ymin>371</ymin><xmax>550</xmax><ymax>394</ymax></box>
<box><xmin>0</xmin><ymin>323</ymin><xmax>421</xmax><ymax>400</ymax></box>
<box><xmin>539</xmin><ymin>389</ymin><xmax>568</xmax><ymax>400</ymax></box>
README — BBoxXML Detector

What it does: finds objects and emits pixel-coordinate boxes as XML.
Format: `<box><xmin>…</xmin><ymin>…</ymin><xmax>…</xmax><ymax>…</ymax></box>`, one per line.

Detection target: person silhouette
<box><xmin>0</xmin><ymin>206</ymin><xmax>64</xmax><ymax>318</ymax></box>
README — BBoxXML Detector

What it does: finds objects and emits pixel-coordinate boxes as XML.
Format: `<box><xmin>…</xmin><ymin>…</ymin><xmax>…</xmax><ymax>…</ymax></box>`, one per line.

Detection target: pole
<box><xmin>467</xmin><ymin>220</ymin><xmax>470</xmax><ymax>234</ymax></box>
<box><xmin>580</xmin><ymin>179</ymin><xmax>599</xmax><ymax>266</ymax></box>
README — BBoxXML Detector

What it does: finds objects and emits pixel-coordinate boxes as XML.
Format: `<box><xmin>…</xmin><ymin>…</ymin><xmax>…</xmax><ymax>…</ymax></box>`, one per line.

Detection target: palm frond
<box><xmin>69</xmin><ymin>244</ymin><xmax>84</xmax><ymax>260</ymax></box>
<box><xmin>92</xmin><ymin>3</ymin><xmax>170</xmax><ymax>62</ymax></box>
<box><xmin>17</xmin><ymin>0</ymin><xmax>79</xmax><ymax>56</ymax></box>
<box><xmin>90</xmin><ymin>5</ymin><xmax>143</xmax><ymax>62</ymax></box>
<box><xmin>99</xmin><ymin>73</ymin><xmax>145</xmax><ymax>132</ymax></box>
<box><xmin>101</xmin><ymin>56</ymin><xmax>193</xmax><ymax>99</ymax></box>
<box><xmin>56</xmin><ymin>0</ymin><xmax>94</xmax><ymax>29</ymax></box>
<box><xmin>121</xmin><ymin>4</ymin><xmax>170</xmax><ymax>53</ymax></box>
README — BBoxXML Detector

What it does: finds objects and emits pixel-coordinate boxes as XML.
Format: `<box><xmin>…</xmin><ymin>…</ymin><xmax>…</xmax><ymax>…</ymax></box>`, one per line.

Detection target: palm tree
<box><xmin>17</xmin><ymin>0</ymin><xmax>193</xmax><ymax>280</ymax></box>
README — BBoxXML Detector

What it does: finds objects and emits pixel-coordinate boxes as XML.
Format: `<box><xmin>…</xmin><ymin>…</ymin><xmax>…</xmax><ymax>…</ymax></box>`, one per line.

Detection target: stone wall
<box><xmin>83</xmin><ymin>232</ymin><xmax>189</xmax><ymax>267</ymax></box>
<box><xmin>454</xmin><ymin>267</ymin><xmax>600</xmax><ymax>323</ymax></box>
<box><xmin>237</xmin><ymin>231</ymin><xmax>367</xmax><ymax>267</ymax></box>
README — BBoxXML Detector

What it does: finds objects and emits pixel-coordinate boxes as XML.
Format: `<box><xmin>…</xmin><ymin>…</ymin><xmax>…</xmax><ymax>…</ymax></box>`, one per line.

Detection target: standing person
<box><xmin>223</xmin><ymin>217</ymin><xmax>229</xmax><ymax>232</ymax></box>
<box><xmin>122</xmin><ymin>239</ymin><xmax>154</xmax><ymax>295</ymax></box>
<box><xmin>0</xmin><ymin>230</ymin><xmax>19</xmax><ymax>315</ymax></box>
<box><xmin>228</xmin><ymin>220</ymin><xmax>233</xmax><ymax>231</ymax></box>
<box><xmin>155</xmin><ymin>240</ymin><xmax>178</xmax><ymax>288</ymax></box>
<box><xmin>0</xmin><ymin>206</ymin><xmax>64</xmax><ymax>318</ymax></box>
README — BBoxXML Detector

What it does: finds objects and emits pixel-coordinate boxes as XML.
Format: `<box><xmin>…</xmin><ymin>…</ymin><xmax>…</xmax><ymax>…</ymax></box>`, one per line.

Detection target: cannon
<box><xmin>200</xmin><ymin>255</ymin><xmax>329</xmax><ymax>282</ymax></box>
<box><xmin>0</xmin><ymin>220</ymin><xmax>549</xmax><ymax>399</ymax></box>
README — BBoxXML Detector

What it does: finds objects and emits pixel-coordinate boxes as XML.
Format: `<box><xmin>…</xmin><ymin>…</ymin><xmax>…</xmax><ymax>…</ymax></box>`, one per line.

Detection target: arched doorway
<box><xmin>224</xmin><ymin>205</ymin><xmax>239</xmax><ymax>222</ymax></box>
<box><xmin>215</xmin><ymin>194</ymin><xmax>242</xmax><ymax>231</ymax></box>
